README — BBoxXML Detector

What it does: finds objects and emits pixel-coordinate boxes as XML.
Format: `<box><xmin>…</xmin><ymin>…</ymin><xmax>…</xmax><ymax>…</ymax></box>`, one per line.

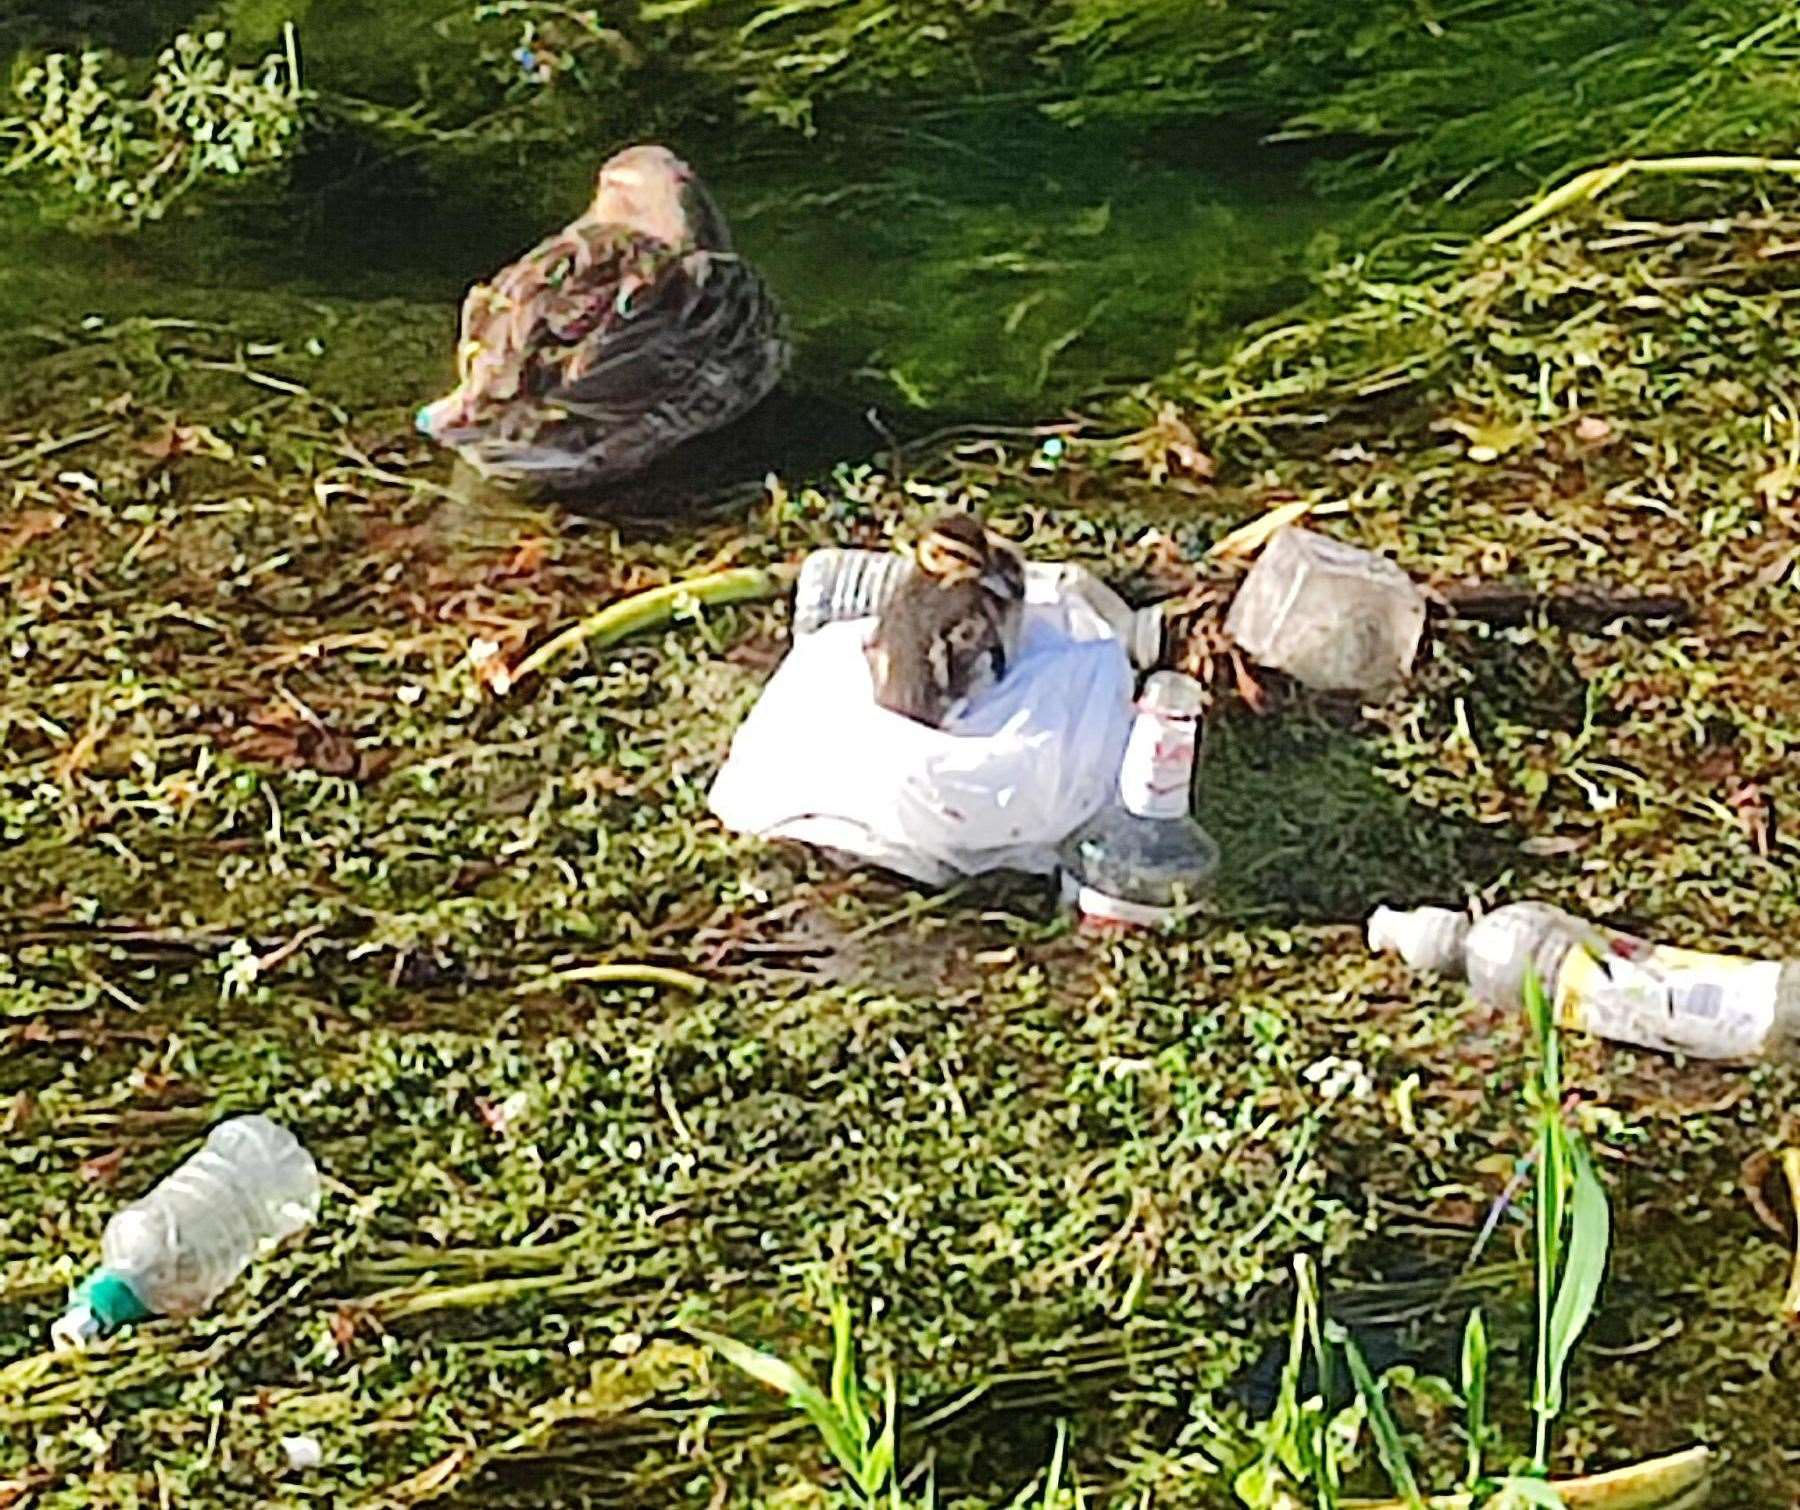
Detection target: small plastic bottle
<box><xmin>792</xmin><ymin>548</ymin><xmax>915</xmax><ymax>637</ymax></box>
<box><xmin>52</xmin><ymin>1114</ymin><xmax>321</xmax><ymax>1351</ymax></box>
<box><xmin>1057</xmin><ymin>670</ymin><xmax>1220</xmax><ymax>928</ymax></box>
<box><xmin>794</xmin><ymin>547</ymin><xmax>1168</xmax><ymax>667</ymax></box>
<box><xmin>1368</xmin><ymin>902</ymin><xmax>1800</xmax><ymax>1062</ymax></box>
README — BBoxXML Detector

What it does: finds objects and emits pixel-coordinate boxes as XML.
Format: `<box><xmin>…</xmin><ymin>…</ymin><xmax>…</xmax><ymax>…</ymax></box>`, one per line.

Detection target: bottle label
<box><xmin>1118</xmin><ymin>708</ymin><xmax>1197</xmax><ymax>818</ymax></box>
<box><xmin>1555</xmin><ymin>934</ymin><xmax>1780</xmax><ymax>1060</ymax></box>
<box><xmin>1060</xmin><ymin>873</ymin><xmax>1177</xmax><ymax>928</ymax></box>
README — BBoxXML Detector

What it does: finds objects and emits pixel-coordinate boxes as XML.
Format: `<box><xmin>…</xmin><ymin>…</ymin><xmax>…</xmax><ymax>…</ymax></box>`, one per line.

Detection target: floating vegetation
<box><xmin>5</xmin><ymin>3</ymin><xmax>1800</xmax><ymax>1506</ymax></box>
<box><xmin>2</xmin><ymin>27</ymin><xmax>303</xmax><ymax>230</ymax></box>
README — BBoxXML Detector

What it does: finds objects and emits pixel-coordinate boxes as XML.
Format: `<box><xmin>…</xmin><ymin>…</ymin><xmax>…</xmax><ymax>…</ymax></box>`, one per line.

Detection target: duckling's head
<box><xmin>914</xmin><ymin>513</ymin><xmax>1020</xmax><ymax>597</ymax></box>
<box><xmin>591</xmin><ymin>144</ymin><xmax>733</xmax><ymax>253</ymax></box>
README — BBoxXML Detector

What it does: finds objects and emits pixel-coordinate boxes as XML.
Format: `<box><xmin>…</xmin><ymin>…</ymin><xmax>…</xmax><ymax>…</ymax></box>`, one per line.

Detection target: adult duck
<box><xmin>416</xmin><ymin>144</ymin><xmax>789</xmax><ymax>493</ymax></box>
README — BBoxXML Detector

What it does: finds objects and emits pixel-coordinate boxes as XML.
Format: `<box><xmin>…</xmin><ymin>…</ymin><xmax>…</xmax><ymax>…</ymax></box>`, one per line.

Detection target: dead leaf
<box><xmin>1437</xmin><ymin>414</ymin><xmax>1537</xmax><ymax>462</ymax></box>
<box><xmin>1521</xmin><ymin>834</ymin><xmax>1588</xmax><ymax>857</ymax></box>
<box><xmin>385</xmin><ymin>1449</ymin><xmax>472</xmax><ymax>1504</ymax></box>
<box><xmin>1114</xmin><ymin>402</ymin><xmax>1215</xmax><ymax>486</ymax></box>
<box><xmin>1726</xmin><ymin>780</ymin><xmax>1773</xmax><ymax>855</ymax></box>
<box><xmin>498</xmin><ymin>538</ymin><xmax>548</xmax><ymax>578</ymax></box>
<box><xmin>1426</xmin><ymin>1197</ymin><xmax>1482</xmax><ymax>1228</ymax></box>
<box><xmin>724</xmin><ymin>637</ymin><xmax>785</xmax><ymax>673</ymax></box>
<box><xmin>229</xmin><ymin>703</ymin><xmax>388</xmax><ymax>781</ymax></box>
<box><xmin>137</xmin><ymin>422</ymin><xmax>231</xmax><ymax>464</ymax></box>
<box><xmin>0</xmin><ymin>509</ymin><xmax>67</xmax><ymax>559</ymax></box>
<box><xmin>1755</xmin><ymin>546</ymin><xmax>1798</xmax><ymax>590</ymax></box>
<box><xmin>329</xmin><ymin>1306</ymin><xmax>364</xmax><ymax>1351</ymax></box>
<box><xmin>1209</xmin><ymin>498</ymin><xmax>1316</xmax><ymax>560</ymax></box>
<box><xmin>1231</xmin><ymin>650</ymin><xmax>1269</xmax><ymax>713</ymax></box>
<box><xmin>79</xmin><ymin>1148</ymin><xmax>125</xmax><ymax>1186</ymax></box>
<box><xmin>1741</xmin><ymin>1151</ymin><xmax>1785</xmax><ymax>1238</ymax></box>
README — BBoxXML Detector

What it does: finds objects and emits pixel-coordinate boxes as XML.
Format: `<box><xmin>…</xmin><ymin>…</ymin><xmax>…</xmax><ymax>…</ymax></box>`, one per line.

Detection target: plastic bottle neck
<box><xmin>1118</xmin><ymin>701</ymin><xmax>1198</xmax><ymax>818</ymax></box>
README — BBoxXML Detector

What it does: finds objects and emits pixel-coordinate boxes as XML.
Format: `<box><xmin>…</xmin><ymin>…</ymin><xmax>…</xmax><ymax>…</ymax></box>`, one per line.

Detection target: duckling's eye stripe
<box><xmin>917</xmin><ymin>534</ymin><xmax>985</xmax><ymax>579</ymax></box>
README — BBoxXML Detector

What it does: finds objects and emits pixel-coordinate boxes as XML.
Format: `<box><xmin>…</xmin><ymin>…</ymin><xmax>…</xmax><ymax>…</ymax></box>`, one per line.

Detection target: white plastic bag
<box><xmin>709</xmin><ymin>573</ymin><xmax>1136</xmax><ymax>884</ymax></box>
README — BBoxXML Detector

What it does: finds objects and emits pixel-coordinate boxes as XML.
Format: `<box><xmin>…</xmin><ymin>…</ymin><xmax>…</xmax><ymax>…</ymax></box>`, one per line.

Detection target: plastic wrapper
<box><xmin>709</xmin><ymin>570</ymin><xmax>1136</xmax><ymax>884</ymax></box>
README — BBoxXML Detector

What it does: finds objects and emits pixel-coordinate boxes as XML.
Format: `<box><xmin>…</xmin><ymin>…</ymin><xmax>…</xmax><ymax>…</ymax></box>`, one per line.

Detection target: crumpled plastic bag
<box><xmin>709</xmin><ymin>576</ymin><xmax>1135</xmax><ymax>884</ymax></box>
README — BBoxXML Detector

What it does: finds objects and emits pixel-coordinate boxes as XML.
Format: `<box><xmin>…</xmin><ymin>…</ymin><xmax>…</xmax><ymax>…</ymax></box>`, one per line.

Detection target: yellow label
<box><xmin>1555</xmin><ymin>933</ymin><xmax>1779</xmax><ymax>1060</ymax></box>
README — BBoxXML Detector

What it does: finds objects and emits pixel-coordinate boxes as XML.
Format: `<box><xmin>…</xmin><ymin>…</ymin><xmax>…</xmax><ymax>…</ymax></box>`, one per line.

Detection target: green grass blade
<box><xmin>1341</xmin><ymin>1337</ymin><xmax>1427</xmax><ymax>1510</ymax></box>
<box><xmin>1532</xmin><ymin>1111</ymin><xmax>1567</xmax><ymax>1461</ymax></box>
<box><xmin>1042</xmin><ymin>1419</ymin><xmax>1068</xmax><ymax>1505</ymax></box>
<box><xmin>688</xmin><ymin>1326</ymin><xmax>864</xmax><ymax>1480</ymax></box>
<box><xmin>1542</xmin><ymin>1138</ymin><xmax>1612</xmax><ymax>1421</ymax></box>
<box><xmin>830</xmin><ymin>1294</ymin><xmax>864</xmax><ymax>1437</ymax></box>
<box><xmin>1461</xmin><ymin>1307</ymin><xmax>1488</xmax><ymax>1490</ymax></box>
<box><xmin>864</xmin><ymin>1371</ymin><xmax>897</xmax><ymax>1497</ymax></box>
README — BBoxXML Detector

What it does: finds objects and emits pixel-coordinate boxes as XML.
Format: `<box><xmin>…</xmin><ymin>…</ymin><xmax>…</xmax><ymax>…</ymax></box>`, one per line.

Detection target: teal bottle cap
<box><xmin>73</xmin><ymin>1268</ymin><xmax>151</xmax><ymax>1332</ymax></box>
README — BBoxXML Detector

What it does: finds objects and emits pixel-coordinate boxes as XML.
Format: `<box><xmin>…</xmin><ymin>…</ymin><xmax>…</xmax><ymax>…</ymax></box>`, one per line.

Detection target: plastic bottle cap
<box><xmin>281</xmin><ymin>1435</ymin><xmax>324</xmax><ymax>1472</ymax></box>
<box><xmin>1367</xmin><ymin>905</ymin><xmax>1471</xmax><ymax>976</ymax></box>
<box><xmin>57</xmin><ymin>1269</ymin><xmax>151</xmax><ymax>1348</ymax></box>
<box><xmin>50</xmin><ymin>1305</ymin><xmax>99</xmax><ymax>1353</ymax></box>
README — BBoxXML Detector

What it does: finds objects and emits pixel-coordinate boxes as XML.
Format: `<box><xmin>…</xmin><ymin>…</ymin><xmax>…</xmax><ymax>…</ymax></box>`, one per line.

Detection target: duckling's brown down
<box><xmin>865</xmin><ymin>514</ymin><xmax>1026</xmax><ymax>728</ymax></box>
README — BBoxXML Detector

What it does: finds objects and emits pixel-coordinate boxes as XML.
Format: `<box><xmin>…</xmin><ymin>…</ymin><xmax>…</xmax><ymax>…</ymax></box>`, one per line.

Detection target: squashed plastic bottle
<box><xmin>52</xmin><ymin>1114</ymin><xmax>321</xmax><ymax>1350</ymax></box>
<box><xmin>1057</xmin><ymin>670</ymin><xmax>1220</xmax><ymax>928</ymax></box>
<box><xmin>1224</xmin><ymin>526</ymin><xmax>1427</xmax><ymax>694</ymax></box>
<box><xmin>794</xmin><ymin>547</ymin><xmax>1168</xmax><ymax>667</ymax></box>
<box><xmin>1368</xmin><ymin>902</ymin><xmax>1800</xmax><ymax>1062</ymax></box>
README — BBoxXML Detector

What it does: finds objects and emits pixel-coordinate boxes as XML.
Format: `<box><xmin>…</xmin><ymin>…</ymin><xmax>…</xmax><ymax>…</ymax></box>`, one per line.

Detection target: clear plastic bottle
<box><xmin>52</xmin><ymin>1114</ymin><xmax>321</xmax><ymax>1351</ymax></box>
<box><xmin>1368</xmin><ymin>902</ymin><xmax>1800</xmax><ymax>1062</ymax></box>
<box><xmin>792</xmin><ymin>548</ymin><xmax>916</xmax><ymax>636</ymax></box>
<box><xmin>1224</xmin><ymin>526</ymin><xmax>1427</xmax><ymax>694</ymax></box>
<box><xmin>1057</xmin><ymin>670</ymin><xmax>1220</xmax><ymax>928</ymax></box>
<box><xmin>794</xmin><ymin>546</ymin><xmax>1168</xmax><ymax>667</ymax></box>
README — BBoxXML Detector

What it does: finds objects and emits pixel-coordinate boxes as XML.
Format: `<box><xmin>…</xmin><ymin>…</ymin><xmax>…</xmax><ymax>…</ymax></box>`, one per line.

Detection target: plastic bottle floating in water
<box><xmin>53</xmin><ymin>1114</ymin><xmax>321</xmax><ymax>1351</ymax></box>
<box><xmin>1368</xmin><ymin>901</ymin><xmax>1800</xmax><ymax>1062</ymax></box>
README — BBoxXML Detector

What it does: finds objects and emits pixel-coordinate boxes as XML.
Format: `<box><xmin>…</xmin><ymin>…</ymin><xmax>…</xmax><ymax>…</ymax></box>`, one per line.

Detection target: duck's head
<box><xmin>591</xmin><ymin>144</ymin><xmax>732</xmax><ymax>253</ymax></box>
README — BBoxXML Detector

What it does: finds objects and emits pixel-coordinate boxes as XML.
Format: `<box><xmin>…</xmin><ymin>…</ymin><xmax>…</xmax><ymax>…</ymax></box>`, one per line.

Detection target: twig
<box><xmin>513</xmin><ymin>963</ymin><xmax>708</xmax><ymax>996</ymax></box>
<box><xmin>1486</xmin><ymin>155</ymin><xmax>1800</xmax><ymax>244</ymax></box>
<box><xmin>1782</xmin><ymin>1148</ymin><xmax>1800</xmax><ymax>1319</ymax></box>
<box><xmin>1435</xmin><ymin>584</ymin><xmax>1691</xmax><ymax>630</ymax></box>
<box><xmin>1342</xmin><ymin>1443</ymin><xmax>1712</xmax><ymax>1508</ymax></box>
<box><xmin>843</xmin><ymin>884</ymin><xmax>970</xmax><ymax>943</ymax></box>
<box><xmin>0</xmin><ymin>422</ymin><xmax>118</xmax><ymax>472</ymax></box>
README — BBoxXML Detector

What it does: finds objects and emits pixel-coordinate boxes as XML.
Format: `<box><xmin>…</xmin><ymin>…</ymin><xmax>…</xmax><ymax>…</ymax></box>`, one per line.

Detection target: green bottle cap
<box><xmin>71</xmin><ymin>1268</ymin><xmax>152</xmax><ymax>1333</ymax></box>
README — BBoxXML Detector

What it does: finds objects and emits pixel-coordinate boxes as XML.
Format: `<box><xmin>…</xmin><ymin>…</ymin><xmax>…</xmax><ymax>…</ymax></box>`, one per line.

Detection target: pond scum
<box><xmin>6</xmin><ymin>6</ymin><xmax>1800</xmax><ymax>1509</ymax></box>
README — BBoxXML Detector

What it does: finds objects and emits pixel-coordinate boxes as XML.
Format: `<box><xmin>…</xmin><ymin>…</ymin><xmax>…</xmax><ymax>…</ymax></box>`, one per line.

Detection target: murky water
<box><xmin>0</xmin><ymin>62</ymin><xmax>1340</xmax><ymax>427</ymax></box>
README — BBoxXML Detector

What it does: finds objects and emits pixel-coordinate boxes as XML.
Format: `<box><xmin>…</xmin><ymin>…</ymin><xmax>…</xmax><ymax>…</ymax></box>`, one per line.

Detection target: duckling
<box><xmin>415</xmin><ymin>143</ymin><xmax>789</xmax><ymax>494</ymax></box>
<box><xmin>865</xmin><ymin>514</ymin><xmax>1026</xmax><ymax>728</ymax></box>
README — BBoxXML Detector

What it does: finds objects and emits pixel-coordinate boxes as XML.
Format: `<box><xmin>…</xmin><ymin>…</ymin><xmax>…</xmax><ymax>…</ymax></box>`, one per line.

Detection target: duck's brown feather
<box><xmin>423</xmin><ymin>206</ymin><xmax>788</xmax><ymax>491</ymax></box>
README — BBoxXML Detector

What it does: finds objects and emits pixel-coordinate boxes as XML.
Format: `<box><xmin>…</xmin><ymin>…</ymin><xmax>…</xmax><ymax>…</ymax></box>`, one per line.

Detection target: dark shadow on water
<box><xmin>547</xmin><ymin>388</ymin><xmax>906</xmax><ymax>525</ymax></box>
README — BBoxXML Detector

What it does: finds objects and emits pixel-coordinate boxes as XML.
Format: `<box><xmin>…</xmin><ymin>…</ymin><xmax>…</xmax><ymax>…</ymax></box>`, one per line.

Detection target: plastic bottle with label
<box><xmin>1368</xmin><ymin>901</ymin><xmax>1800</xmax><ymax>1061</ymax></box>
<box><xmin>1057</xmin><ymin>670</ymin><xmax>1220</xmax><ymax>928</ymax></box>
<box><xmin>52</xmin><ymin>1114</ymin><xmax>321</xmax><ymax>1350</ymax></box>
